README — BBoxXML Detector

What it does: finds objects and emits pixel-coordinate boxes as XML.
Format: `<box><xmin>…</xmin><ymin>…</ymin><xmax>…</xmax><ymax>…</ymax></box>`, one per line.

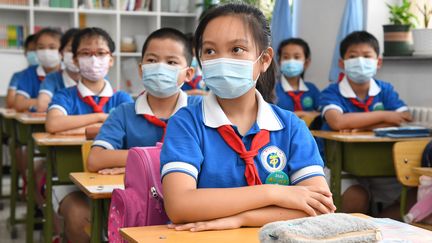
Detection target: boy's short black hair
<box><xmin>340</xmin><ymin>31</ymin><xmax>380</xmax><ymax>58</ymax></box>
<box><xmin>24</xmin><ymin>34</ymin><xmax>37</xmax><ymax>50</ymax></box>
<box><xmin>72</xmin><ymin>27</ymin><xmax>115</xmax><ymax>56</ymax></box>
<box><xmin>34</xmin><ymin>28</ymin><xmax>62</xmax><ymax>45</ymax></box>
<box><xmin>141</xmin><ymin>28</ymin><xmax>192</xmax><ymax>65</ymax></box>
<box><xmin>60</xmin><ymin>28</ymin><xmax>79</xmax><ymax>52</ymax></box>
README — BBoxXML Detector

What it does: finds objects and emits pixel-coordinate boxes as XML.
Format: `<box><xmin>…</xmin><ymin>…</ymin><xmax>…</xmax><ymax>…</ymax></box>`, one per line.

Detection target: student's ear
<box><xmin>377</xmin><ymin>57</ymin><xmax>383</xmax><ymax>70</ymax></box>
<box><xmin>184</xmin><ymin>67</ymin><xmax>195</xmax><ymax>82</ymax></box>
<box><xmin>138</xmin><ymin>63</ymin><xmax>143</xmax><ymax>78</ymax></box>
<box><xmin>304</xmin><ymin>58</ymin><xmax>311</xmax><ymax>69</ymax></box>
<box><xmin>338</xmin><ymin>58</ymin><xmax>345</xmax><ymax>70</ymax></box>
<box><xmin>74</xmin><ymin>56</ymin><xmax>79</xmax><ymax>68</ymax></box>
<box><xmin>108</xmin><ymin>55</ymin><xmax>114</xmax><ymax>68</ymax></box>
<box><xmin>260</xmin><ymin>47</ymin><xmax>274</xmax><ymax>72</ymax></box>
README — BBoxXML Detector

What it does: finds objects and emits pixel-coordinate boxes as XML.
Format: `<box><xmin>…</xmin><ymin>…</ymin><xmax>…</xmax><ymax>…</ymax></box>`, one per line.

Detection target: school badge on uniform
<box><xmin>260</xmin><ymin>146</ymin><xmax>287</xmax><ymax>172</ymax></box>
<box><xmin>302</xmin><ymin>96</ymin><xmax>313</xmax><ymax>109</ymax></box>
<box><xmin>373</xmin><ymin>102</ymin><xmax>385</xmax><ymax>111</ymax></box>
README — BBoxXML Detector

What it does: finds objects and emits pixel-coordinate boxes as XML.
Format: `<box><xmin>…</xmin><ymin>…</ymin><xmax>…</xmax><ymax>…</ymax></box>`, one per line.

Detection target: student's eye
<box><xmin>232</xmin><ymin>47</ymin><xmax>245</xmax><ymax>54</ymax></box>
<box><xmin>146</xmin><ymin>58</ymin><xmax>157</xmax><ymax>63</ymax></box>
<box><xmin>167</xmin><ymin>61</ymin><xmax>178</xmax><ymax>65</ymax></box>
<box><xmin>349</xmin><ymin>54</ymin><xmax>358</xmax><ymax>59</ymax></box>
<box><xmin>203</xmin><ymin>48</ymin><xmax>215</xmax><ymax>55</ymax></box>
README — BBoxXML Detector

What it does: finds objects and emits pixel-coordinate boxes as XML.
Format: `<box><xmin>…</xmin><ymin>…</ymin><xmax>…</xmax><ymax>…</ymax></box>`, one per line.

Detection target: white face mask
<box><xmin>37</xmin><ymin>49</ymin><xmax>61</xmax><ymax>68</ymax></box>
<box><xmin>78</xmin><ymin>56</ymin><xmax>110</xmax><ymax>82</ymax></box>
<box><xmin>63</xmin><ymin>52</ymin><xmax>80</xmax><ymax>73</ymax></box>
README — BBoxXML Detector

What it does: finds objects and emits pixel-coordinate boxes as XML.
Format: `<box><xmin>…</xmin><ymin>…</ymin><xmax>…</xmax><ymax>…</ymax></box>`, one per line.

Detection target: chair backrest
<box><xmin>81</xmin><ymin>141</ymin><xmax>93</xmax><ymax>172</ymax></box>
<box><xmin>393</xmin><ymin>140</ymin><xmax>430</xmax><ymax>187</ymax></box>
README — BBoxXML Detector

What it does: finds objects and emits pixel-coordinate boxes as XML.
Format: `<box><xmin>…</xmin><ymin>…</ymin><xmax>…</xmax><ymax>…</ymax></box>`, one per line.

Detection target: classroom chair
<box><xmin>81</xmin><ymin>141</ymin><xmax>93</xmax><ymax>173</ymax></box>
<box><xmin>393</xmin><ymin>140</ymin><xmax>432</xmax><ymax>230</ymax></box>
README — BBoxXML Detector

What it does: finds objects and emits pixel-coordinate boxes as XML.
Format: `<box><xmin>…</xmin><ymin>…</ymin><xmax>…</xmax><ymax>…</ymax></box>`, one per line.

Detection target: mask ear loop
<box><xmin>252</xmin><ymin>51</ymin><xmax>265</xmax><ymax>83</ymax></box>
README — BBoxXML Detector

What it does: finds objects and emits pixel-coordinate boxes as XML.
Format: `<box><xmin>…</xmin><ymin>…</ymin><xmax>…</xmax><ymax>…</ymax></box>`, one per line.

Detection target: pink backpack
<box><xmin>108</xmin><ymin>144</ymin><xmax>169</xmax><ymax>242</ymax></box>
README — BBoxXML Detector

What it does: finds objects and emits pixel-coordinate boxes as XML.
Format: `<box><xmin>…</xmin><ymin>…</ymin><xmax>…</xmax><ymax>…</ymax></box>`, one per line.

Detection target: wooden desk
<box><xmin>33</xmin><ymin>133</ymin><xmax>87</xmax><ymax>243</ymax></box>
<box><xmin>14</xmin><ymin>113</ymin><xmax>46</xmax><ymax>243</ymax></box>
<box><xmin>312</xmin><ymin>131</ymin><xmax>431</xmax><ymax>210</ymax></box>
<box><xmin>121</xmin><ymin>226</ymin><xmax>260</xmax><ymax>243</ymax></box>
<box><xmin>413</xmin><ymin>167</ymin><xmax>432</xmax><ymax>177</ymax></box>
<box><xmin>70</xmin><ymin>172</ymin><xmax>124</xmax><ymax>243</ymax></box>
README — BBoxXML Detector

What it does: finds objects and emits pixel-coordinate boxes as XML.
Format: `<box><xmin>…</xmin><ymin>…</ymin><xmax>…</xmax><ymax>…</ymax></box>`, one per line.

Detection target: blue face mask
<box><xmin>344</xmin><ymin>57</ymin><xmax>378</xmax><ymax>84</ymax></box>
<box><xmin>202</xmin><ymin>57</ymin><xmax>260</xmax><ymax>99</ymax></box>
<box><xmin>26</xmin><ymin>51</ymin><xmax>39</xmax><ymax>66</ymax></box>
<box><xmin>280</xmin><ymin>59</ymin><xmax>304</xmax><ymax>78</ymax></box>
<box><xmin>191</xmin><ymin>57</ymin><xmax>198</xmax><ymax>68</ymax></box>
<box><xmin>141</xmin><ymin>63</ymin><xmax>184</xmax><ymax>98</ymax></box>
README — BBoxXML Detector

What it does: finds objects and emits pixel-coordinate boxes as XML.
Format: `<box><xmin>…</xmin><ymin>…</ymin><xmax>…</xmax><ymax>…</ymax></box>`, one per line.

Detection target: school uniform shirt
<box><xmin>275</xmin><ymin>76</ymin><xmax>320</xmax><ymax>112</ymax></box>
<box><xmin>16</xmin><ymin>65</ymin><xmax>46</xmax><ymax>99</ymax></box>
<box><xmin>181</xmin><ymin>75</ymin><xmax>208</xmax><ymax>91</ymax></box>
<box><xmin>92</xmin><ymin>91</ymin><xmax>202</xmax><ymax>150</ymax></box>
<box><xmin>8</xmin><ymin>70</ymin><xmax>25</xmax><ymax>91</ymax></box>
<box><xmin>39</xmin><ymin>70</ymin><xmax>77</xmax><ymax>98</ymax></box>
<box><xmin>48</xmin><ymin>80</ymin><xmax>133</xmax><ymax>116</ymax></box>
<box><xmin>319</xmin><ymin>77</ymin><xmax>408</xmax><ymax>131</ymax></box>
<box><xmin>160</xmin><ymin>90</ymin><xmax>324</xmax><ymax>188</ymax></box>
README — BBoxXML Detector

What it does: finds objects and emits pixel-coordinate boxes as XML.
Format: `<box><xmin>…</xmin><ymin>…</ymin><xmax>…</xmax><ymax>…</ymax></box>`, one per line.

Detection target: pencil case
<box><xmin>259</xmin><ymin>213</ymin><xmax>382</xmax><ymax>243</ymax></box>
<box><xmin>374</xmin><ymin>126</ymin><xmax>431</xmax><ymax>138</ymax></box>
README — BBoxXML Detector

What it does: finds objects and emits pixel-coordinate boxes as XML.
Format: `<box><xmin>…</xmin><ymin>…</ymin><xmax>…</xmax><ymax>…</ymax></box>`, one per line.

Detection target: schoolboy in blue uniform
<box><xmin>45</xmin><ymin>27</ymin><xmax>132</xmax><ymax>243</ymax></box>
<box><xmin>160</xmin><ymin>4</ymin><xmax>335</xmax><ymax>232</ymax></box>
<box><xmin>6</xmin><ymin>34</ymin><xmax>39</xmax><ymax>108</ymax></box>
<box><xmin>88</xmin><ymin>28</ymin><xmax>201</xmax><ymax>174</ymax></box>
<box><xmin>319</xmin><ymin>31</ymin><xmax>412</xmax><ymax>218</ymax></box>
<box><xmin>275</xmin><ymin>38</ymin><xmax>320</xmax><ymax>115</ymax></box>
<box><xmin>37</xmin><ymin>28</ymin><xmax>80</xmax><ymax>112</ymax></box>
<box><xmin>15</xmin><ymin>28</ymin><xmax>63</xmax><ymax>112</ymax></box>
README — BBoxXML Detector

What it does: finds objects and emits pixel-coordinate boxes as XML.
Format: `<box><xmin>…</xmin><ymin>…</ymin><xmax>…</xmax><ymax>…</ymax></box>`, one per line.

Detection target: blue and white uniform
<box><xmin>319</xmin><ymin>77</ymin><xmax>408</xmax><ymax>130</ymax></box>
<box><xmin>48</xmin><ymin>80</ymin><xmax>132</xmax><ymax>213</ymax></box>
<box><xmin>8</xmin><ymin>70</ymin><xmax>25</xmax><ymax>91</ymax></box>
<box><xmin>275</xmin><ymin>76</ymin><xmax>320</xmax><ymax>111</ymax></box>
<box><xmin>48</xmin><ymin>80</ymin><xmax>133</xmax><ymax>115</ymax></box>
<box><xmin>319</xmin><ymin>77</ymin><xmax>408</xmax><ymax>206</ymax></box>
<box><xmin>160</xmin><ymin>90</ymin><xmax>324</xmax><ymax>188</ymax></box>
<box><xmin>16</xmin><ymin>65</ymin><xmax>46</xmax><ymax>99</ymax></box>
<box><xmin>93</xmin><ymin>91</ymin><xmax>201</xmax><ymax>150</ymax></box>
<box><xmin>39</xmin><ymin>71</ymin><xmax>77</xmax><ymax>98</ymax></box>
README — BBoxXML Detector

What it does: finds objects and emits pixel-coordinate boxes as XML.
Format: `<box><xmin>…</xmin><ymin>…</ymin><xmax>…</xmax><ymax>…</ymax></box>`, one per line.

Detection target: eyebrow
<box><xmin>202</xmin><ymin>38</ymin><xmax>249</xmax><ymax>46</ymax></box>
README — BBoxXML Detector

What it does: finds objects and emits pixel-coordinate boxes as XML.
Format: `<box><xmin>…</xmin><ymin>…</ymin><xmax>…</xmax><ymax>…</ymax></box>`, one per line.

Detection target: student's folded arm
<box><xmin>6</xmin><ymin>89</ymin><xmax>16</xmax><ymax>109</ymax></box>
<box><xmin>45</xmin><ymin>108</ymin><xmax>105</xmax><ymax>134</ymax></box>
<box><xmin>36</xmin><ymin>92</ymin><xmax>52</xmax><ymax>113</ymax></box>
<box><xmin>324</xmin><ymin>109</ymin><xmax>389</xmax><ymax>131</ymax></box>
<box><xmin>87</xmin><ymin>147</ymin><xmax>128</xmax><ymax>172</ymax></box>
<box><xmin>14</xmin><ymin>94</ymin><xmax>37</xmax><ymax>112</ymax></box>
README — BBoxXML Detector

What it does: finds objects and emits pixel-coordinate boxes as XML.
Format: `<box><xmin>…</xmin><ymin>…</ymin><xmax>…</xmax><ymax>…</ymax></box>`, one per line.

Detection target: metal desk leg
<box><xmin>0</xmin><ymin>117</ymin><xmax>4</xmax><ymax>210</ymax></box>
<box><xmin>26</xmin><ymin>125</ymin><xmax>36</xmax><ymax>243</ymax></box>
<box><xmin>7</xmin><ymin>121</ymin><xmax>18</xmax><ymax>239</ymax></box>
<box><xmin>325</xmin><ymin>140</ymin><xmax>343</xmax><ymax>211</ymax></box>
<box><xmin>90</xmin><ymin>199</ymin><xmax>102</xmax><ymax>243</ymax></box>
<box><xmin>44</xmin><ymin>147</ymin><xmax>54</xmax><ymax>243</ymax></box>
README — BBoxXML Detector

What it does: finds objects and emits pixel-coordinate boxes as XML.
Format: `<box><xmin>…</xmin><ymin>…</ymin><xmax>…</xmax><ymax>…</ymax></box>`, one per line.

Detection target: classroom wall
<box><xmin>0</xmin><ymin>53</ymin><xmax>27</xmax><ymax>96</ymax></box>
<box><xmin>297</xmin><ymin>0</ymin><xmax>432</xmax><ymax>107</ymax></box>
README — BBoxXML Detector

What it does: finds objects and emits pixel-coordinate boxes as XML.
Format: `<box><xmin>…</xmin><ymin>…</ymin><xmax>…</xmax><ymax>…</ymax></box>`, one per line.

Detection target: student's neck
<box><xmin>286</xmin><ymin>76</ymin><xmax>300</xmax><ymax>91</ymax></box>
<box><xmin>217</xmin><ymin>88</ymin><xmax>258</xmax><ymax>135</ymax></box>
<box><xmin>147</xmin><ymin>92</ymin><xmax>180</xmax><ymax>119</ymax></box>
<box><xmin>81</xmin><ymin>79</ymin><xmax>106</xmax><ymax>95</ymax></box>
<box><xmin>66</xmin><ymin>69</ymin><xmax>80</xmax><ymax>82</ymax></box>
<box><xmin>348</xmin><ymin>78</ymin><xmax>370</xmax><ymax>100</ymax></box>
<box><xmin>42</xmin><ymin>65</ymin><xmax>60</xmax><ymax>74</ymax></box>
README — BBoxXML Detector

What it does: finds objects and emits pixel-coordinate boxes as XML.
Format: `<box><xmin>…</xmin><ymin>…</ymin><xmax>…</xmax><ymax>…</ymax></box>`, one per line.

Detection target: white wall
<box><xmin>296</xmin><ymin>0</ymin><xmax>432</xmax><ymax>106</ymax></box>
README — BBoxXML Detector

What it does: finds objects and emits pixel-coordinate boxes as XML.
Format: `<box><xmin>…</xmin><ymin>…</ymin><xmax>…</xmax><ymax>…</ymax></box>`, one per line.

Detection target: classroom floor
<box><xmin>0</xmin><ymin>174</ymin><xmax>41</xmax><ymax>243</ymax></box>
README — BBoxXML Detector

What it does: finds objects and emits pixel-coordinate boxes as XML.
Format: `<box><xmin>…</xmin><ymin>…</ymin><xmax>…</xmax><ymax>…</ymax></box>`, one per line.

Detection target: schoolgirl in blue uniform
<box><xmin>37</xmin><ymin>28</ymin><xmax>81</xmax><ymax>112</ymax></box>
<box><xmin>275</xmin><ymin>38</ymin><xmax>320</xmax><ymax>117</ymax></box>
<box><xmin>15</xmin><ymin>28</ymin><xmax>63</xmax><ymax>112</ymax></box>
<box><xmin>87</xmin><ymin>28</ymin><xmax>201</xmax><ymax>174</ymax></box>
<box><xmin>6</xmin><ymin>34</ymin><xmax>38</xmax><ymax>108</ymax></box>
<box><xmin>319</xmin><ymin>31</ymin><xmax>412</xmax><ymax>218</ymax></box>
<box><xmin>45</xmin><ymin>27</ymin><xmax>133</xmax><ymax>243</ymax></box>
<box><xmin>160</xmin><ymin>3</ymin><xmax>335</xmax><ymax>232</ymax></box>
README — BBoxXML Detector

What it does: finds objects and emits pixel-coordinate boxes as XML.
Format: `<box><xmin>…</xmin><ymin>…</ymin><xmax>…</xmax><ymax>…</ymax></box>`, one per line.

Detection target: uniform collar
<box><xmin>62</xmin><ymin>71</ymin><xmax>77</xmax><ymax>88</ymax></box>
<box><xmin>339</xmin><ymin>77</ymin><xmax>381</xmax><ymax>98</ymax></box>
<box><xmin>36</xmin><ymin>65</ymin><xmax>46</xmax><ymax>77</ymax></box>
<box><xmin>135</xmin><ymin>90</ymin><xmax>188</xmax><ymax>115</ymax></box>
<box><xmin>77</xmin><ymin>79</ymin><xmax>113</xmax><ymax>97</ymax></box>
<box><xmin>202</xmin><ymin>90</ymin><xmax>284</xmax><ymax>131</ymax></box>
<box><xmin>281</xmin><ymin>76</ymin><xmax>309</xmax><ymax>92</ymax></box>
